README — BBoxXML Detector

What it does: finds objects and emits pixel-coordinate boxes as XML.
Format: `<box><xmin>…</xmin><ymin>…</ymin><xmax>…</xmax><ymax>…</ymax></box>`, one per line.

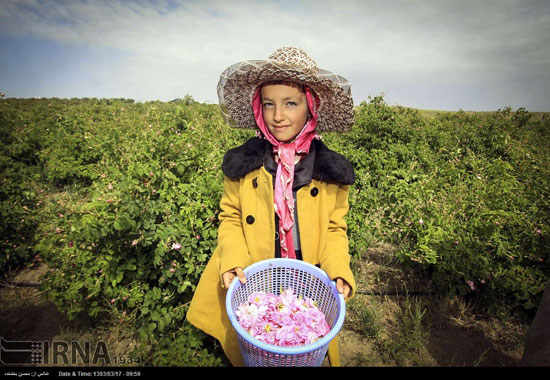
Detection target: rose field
<box><xmin>1</xmin><ymin>95</ymin><xmax>549</xmax><ymax>366</ymax></box>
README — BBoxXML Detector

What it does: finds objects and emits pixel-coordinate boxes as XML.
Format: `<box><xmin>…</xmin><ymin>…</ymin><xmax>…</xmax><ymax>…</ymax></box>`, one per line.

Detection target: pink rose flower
<box><xmin>236</xmin><ymin>288</ymin><xmax>330</xmax><ymax>347</ymax></box>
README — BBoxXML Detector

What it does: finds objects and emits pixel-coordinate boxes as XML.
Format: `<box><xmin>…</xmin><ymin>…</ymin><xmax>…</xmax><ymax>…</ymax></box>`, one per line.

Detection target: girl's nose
<box><xmin>273</xmin><ymin>106</ymin><xmax>284</xmax><ymax>122</ymax></box>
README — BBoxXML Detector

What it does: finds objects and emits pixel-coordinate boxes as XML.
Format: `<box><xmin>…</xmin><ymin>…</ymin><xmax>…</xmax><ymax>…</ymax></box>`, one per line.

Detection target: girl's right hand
<box><xmin>222</xmin><ymin>267</ymin><xmax>246</xmax><ymax>289</ymax></box>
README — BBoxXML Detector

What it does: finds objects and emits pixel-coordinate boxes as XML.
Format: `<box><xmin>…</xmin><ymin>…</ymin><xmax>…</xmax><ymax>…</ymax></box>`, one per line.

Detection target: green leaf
<box><xmin>113</xmin><ymin>219</ymin><xmax>124</xmax><ymax>230</ymax></box>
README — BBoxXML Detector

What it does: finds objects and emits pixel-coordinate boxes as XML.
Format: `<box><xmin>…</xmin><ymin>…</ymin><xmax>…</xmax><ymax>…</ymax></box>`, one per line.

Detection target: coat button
<box><xmin>246</xmin><ymin>215</ymin><xmax>255</xmax><ymax>224</ymax></box>
<box><xmin>310</xmin><ymin>187</ymin><xmax>319</xmax><ymax>197</ymax></box>
<box><xmin>252</xmin><ymin>178</ymin><xmax>258</xmax><ymax>188</ymax></box>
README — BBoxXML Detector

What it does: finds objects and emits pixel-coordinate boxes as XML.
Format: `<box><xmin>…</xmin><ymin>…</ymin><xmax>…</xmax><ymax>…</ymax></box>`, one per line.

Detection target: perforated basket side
<box><xmin>226</xmin><ymin>259</ymin><xmax>345</xmax><ymax>366</ymax></box>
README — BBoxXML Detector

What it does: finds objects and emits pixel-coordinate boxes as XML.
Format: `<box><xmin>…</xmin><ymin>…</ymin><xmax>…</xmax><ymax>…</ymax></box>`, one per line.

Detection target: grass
<box><xmin>346</xmin><ymin>291</ymin><xmax>432</xmax><ymax>366</ymax></box>
<box><xmin>340</xmin><ymin>242</ymin><xmax>529</xmax><ymax>367</ymax></box>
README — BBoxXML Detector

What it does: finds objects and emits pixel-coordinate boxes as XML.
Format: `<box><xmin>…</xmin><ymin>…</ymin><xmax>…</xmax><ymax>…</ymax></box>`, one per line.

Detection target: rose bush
<box><xmin>329</xmin><ymin>96</ymin><xmax>550</xmax><ymax>310</ymax></box>
<box><xmin>1</xmin><ymin>95</ymin><xmax>549</xmax><ymax>365</ymax></box>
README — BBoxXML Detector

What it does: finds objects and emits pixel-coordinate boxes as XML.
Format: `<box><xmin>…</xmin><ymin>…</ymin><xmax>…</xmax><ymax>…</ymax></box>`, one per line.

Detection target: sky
<box><xmin>1</xmin><ymin>0</ymin><xmax>549</xmax><ymax>111</ymax></box>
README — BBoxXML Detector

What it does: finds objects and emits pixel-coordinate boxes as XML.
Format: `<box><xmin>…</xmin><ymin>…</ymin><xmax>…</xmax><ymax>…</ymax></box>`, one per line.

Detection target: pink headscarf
<box><xmin>252</xmin><ymin>85</ymin><xmax>320</xmax><ymax>259</ymax></box>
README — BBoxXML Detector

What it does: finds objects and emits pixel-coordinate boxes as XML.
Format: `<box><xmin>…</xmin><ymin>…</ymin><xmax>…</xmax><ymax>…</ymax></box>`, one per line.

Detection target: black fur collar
<box><xmin>221</xmin><ymin>137</ymin><xmax>355</xmax><ymax>185</ymax></box>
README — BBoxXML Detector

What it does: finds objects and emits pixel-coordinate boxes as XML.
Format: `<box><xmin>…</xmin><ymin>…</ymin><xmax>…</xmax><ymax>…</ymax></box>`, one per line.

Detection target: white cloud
<box><xmin>1</xmin><ymin>0</ymin><xmax>549</xmax><ymax>109</ymax></box>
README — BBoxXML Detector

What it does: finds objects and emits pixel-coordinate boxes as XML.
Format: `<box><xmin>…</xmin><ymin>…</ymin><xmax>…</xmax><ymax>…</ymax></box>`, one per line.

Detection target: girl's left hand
<box><xmin>335</xmin><ymin>277</ymin><xmax>351</xmax><ymax>300</ymax></box>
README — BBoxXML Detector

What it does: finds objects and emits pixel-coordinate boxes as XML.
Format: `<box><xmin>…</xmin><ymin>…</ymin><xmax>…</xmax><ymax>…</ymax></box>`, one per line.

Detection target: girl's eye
<box><xmin>287</xmin><ymin>102</ymin><xmax>297</xmax><ymax>107</ymax></box>
<box><xmin>263</xmin><ymin>102</ymin><xmax>273</xmax><ymax>108</ymax></box>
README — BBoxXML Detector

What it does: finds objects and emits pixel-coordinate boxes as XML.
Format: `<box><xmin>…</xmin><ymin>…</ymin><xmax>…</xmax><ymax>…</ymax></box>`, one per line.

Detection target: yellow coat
<box><xmin>186</xmin><ymin>138</ymin><xmax>356</xmax><ymax>366</ymax></box>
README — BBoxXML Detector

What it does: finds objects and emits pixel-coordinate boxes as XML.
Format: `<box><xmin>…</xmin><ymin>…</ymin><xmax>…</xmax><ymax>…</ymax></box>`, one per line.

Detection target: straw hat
<box><xmin>217</xmin><ymin>47</ymin><xmax>354</xmax><ymax>133</ymax></box>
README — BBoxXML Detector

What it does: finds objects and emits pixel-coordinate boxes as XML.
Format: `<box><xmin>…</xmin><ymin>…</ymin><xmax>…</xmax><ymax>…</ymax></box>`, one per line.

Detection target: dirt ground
<box><xmin>335</xmin><ymin>244</ymin><xmax>527</xmax><ymax>366</ymax></box>
<box><xmin>0</xmin><ymin>263</ymin><xmax>138</xmax><ymax>367</ymax></box>
<box><xmin>0</xmin><ymin>264</ymin><xmax>64</xmax><ymax>343</ymax></box>
<box><xmin>1</xmin><ymin>247</ymin><xmax>529</xmax><ymax>367</ymax></box>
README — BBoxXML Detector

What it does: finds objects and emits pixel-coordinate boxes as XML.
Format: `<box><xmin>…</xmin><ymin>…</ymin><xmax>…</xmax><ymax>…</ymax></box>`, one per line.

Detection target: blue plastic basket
<box><xmin>226</xmin><ymin>258</ymin><xmax>346</xmax><ymax>367</ymax></box>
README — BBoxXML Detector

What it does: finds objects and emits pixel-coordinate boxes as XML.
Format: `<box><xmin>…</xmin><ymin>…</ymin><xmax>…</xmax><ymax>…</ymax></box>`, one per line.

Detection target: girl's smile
<box><xmin>260</xmin><ymin>84</ymin><xmax>309</xmax><ymax>143</ymax></box>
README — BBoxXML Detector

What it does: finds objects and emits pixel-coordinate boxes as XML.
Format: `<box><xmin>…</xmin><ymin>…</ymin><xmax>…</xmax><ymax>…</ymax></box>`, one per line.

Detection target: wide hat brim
<box><xmin>217</xmin><ymin>58</ymin><xmax>354</xmax><ymax>133</ymax></box>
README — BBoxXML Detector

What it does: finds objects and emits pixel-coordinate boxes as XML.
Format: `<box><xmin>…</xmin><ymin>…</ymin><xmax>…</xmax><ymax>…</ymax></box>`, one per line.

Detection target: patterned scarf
<box><xmin>252</xmin><ymin>85</ymin><xmax>320</xmax><ymax>259</ymax></box>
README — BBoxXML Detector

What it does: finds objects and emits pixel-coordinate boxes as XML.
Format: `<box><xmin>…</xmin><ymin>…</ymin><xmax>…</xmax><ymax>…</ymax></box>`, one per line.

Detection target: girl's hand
<box><xmin>222</xmin><ymin>267</ymin><xmax>246</xmax><ymax>289</ymax></box>
<box><xmin>336</xmin><ymin>277</ymin><xmax>351</xmax><ymax>300</ymax></box>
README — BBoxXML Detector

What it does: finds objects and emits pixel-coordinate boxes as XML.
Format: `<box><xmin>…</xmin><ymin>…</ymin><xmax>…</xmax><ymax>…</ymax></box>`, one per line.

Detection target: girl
<box><xmin>186</xmin><ymin>47</ymin><xmax>356</xmax><ymax>366</ymax></box>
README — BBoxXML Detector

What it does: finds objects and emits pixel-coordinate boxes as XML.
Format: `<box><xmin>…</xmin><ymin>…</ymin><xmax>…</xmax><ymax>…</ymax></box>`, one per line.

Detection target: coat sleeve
<box><xmin>318</xmin><ymin>184</ymin><xmax>357</xmax><ymax>298</ymax></box>
<box><xmin>216</xmin><ymin>176</ymin><xmax>252</xmax><ymax>283</ymax></box>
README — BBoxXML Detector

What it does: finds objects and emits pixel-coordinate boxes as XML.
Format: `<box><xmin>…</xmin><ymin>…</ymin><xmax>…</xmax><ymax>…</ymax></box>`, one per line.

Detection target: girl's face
<box><xmin>260</xmin><ymin>83</ymin><xmax>309</xmax><ymax>143</ymax></box>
